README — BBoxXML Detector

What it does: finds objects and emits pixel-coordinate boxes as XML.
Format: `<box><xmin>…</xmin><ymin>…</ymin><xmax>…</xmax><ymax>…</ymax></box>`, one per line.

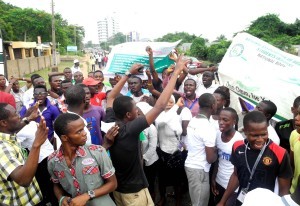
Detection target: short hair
<box><xmin>184</xmin><ymin>78</ymin><xmax>197</xmax><ymax>86</ymax></box>
<box><xmin>63</xmin><ymin>67</ymin><xmax>71</xmax><ymax>72</ymax></box>
<box><xmin>0</xmin><ymin>103</ymin><xmax>10</xmax><ymax>121</ymax></box>
<box><xmin>243</xmin><ymin>110</ymin><xmax>267</xmax><ymax>128</ymax></box>
<box><xmin>221</xmin><ymin>107</ymin><xmax>239</xmax><ymax>130</ymax></box>
<box><xmin>293</xmin><ymin>96</ymin><xmax>300</xmax><ymax>108</ymax></box>
<box><xmin>54</xmin><ymin>113</ymin><xmax>81</xmax><ymax>138</ymax></box>
<box><xmin>65</xmin><ymin>84</ymin><xmax>85</xmax><ymax>107</ymax></box>
<box><xmin>129</xmin><ymin>75</ymin><xmax>142</xmax><ymax>83</ymax></box>
<box><xmin>214</xmin><ymin>86</ymin><xmax>230</xmax><ymax>107</ymax></box>
<box><xmin>261</xmin><ymin>100</ymin><xmax>277</xmax><ymax>119</ymax></box>
<box><xmin>61</xmin><ymin>79</ymin><xmax>72</xmax><ymax>85</ymax></box>
<box><xmin>30</xmin><ymin>74</ymin><xmax>41</xmax><ymax>83</ymax></box>
<box><xmin>94</xmin><ymin>70</ymin><xmax>103</xmax><ymax>75</ymax></box>
<box><xmin>77</xmin><ymin>83</ymin><xmax>88</xmax><ymax>89</ymax></box>
<box><xmin>198</xmin><ymin>93</ymin><xmax>215</xmax><ymax>108</ymax></box>
<box><xmin>0</xmin><ymin>74</ymin><xmax>4</xmax><ymax>77</ymax></box>
<box><xmin>203</xmin><ymin>71</ymin><xmax>215</xmax><ymax>79</ymax></box>
<box><xmin>34</xmin><ymin>84</ymin><xmax>47</xmax><ymax>92</ymax></box>
<box><xmin>113</xmin><ymin>96</ymin><xmax>134</xmax><ymax>119</ymax></box>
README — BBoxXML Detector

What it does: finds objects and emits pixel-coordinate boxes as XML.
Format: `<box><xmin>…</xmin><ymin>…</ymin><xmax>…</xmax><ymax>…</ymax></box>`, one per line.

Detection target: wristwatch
<box><xmin>88</xmin><ymin>190</ymin><xmax>95</xmax><ymax>200</ymax></box>
<box><xmin>22</xmin><ymin>117</ymin><xmax>30</xmax><ymax>125</ymax></box>
<box><xmin>125</xmin><ymin>70</ymin><xmax>132</xmax><ymax>77</ymax></box>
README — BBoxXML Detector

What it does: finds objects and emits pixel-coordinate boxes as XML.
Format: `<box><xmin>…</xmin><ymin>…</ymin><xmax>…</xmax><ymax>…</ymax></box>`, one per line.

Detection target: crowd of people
<box><xmin>0</xmin><ymin>47</ymin><xmax>299</xmax><ymax>206</ymax></box>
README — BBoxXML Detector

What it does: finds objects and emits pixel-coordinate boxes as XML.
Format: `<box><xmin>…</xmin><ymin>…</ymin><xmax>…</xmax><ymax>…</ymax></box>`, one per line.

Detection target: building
<box><xmin>97</xmin><ymin>13</ymin><xmax>120</xmax><ymax>43</ymax></box>
<box><xmin>127</xmin><ymin>31</ymin><xmax>140</xmax><ymax>42</ymax></box>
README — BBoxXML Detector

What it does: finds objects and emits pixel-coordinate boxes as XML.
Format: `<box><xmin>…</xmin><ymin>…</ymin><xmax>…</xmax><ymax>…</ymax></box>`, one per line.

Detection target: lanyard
<box><xmin>184</xmin><ymin>98</ymin><xmax>198</xmax><ymax>110</ymax></box>
<box><xmin>244</xmin><ymin>140</ymin><xmax>269</xmax><ymax>190</ymax></box>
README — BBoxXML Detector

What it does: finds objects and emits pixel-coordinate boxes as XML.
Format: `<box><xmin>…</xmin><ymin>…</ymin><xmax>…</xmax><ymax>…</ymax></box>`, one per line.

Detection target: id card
<box><xmin>237</xmin><ymin>188</ymin><xmax>248</xmax><ymax>203</ymax></box>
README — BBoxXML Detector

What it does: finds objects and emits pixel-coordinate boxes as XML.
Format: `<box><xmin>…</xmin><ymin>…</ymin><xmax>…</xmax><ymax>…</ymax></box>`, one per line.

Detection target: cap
<box><xmin>74</xmin><ymin>59</ymin><xmax>79</xmax><ymax>64</ymax></box>
<box><xmin>82</xmin><ymin>77</ymin><xmax>100</xmax><ymax>86</ymax></box>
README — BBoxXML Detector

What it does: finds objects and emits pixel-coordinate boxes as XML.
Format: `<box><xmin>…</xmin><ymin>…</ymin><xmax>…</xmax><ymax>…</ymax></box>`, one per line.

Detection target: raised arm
<box><xmin>145</xmin><ymin>55</ymin><xmax>190</xmax><ymax>125</ymax></box>
<box><xmin>188</xmin><ymin>64</ymin><xmax>217</xmax><ymax>75</ymax></box>
<box><xmin>146</xmin><ymin>69</ymin><xmax>161</xmax><ymax>98</ymax></box>
<box><xmin>146</xmin><ymin>46</ymin><xmax>160</xmax><ymax>84</ymax></box>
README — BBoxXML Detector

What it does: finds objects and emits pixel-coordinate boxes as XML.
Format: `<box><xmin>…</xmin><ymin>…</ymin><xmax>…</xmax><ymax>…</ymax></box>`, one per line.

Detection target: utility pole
<box><xmin>51</xmin><ymin>0</ymin><xmax>57</xmax><ymax>66</ymax></box>
<box><xmin>74</xmin><ymin>26</ymin><xmax>76</xmax><ymax>46</ymax></box>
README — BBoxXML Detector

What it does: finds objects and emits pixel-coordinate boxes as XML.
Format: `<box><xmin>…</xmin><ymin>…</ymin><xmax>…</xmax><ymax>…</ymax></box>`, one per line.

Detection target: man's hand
<box><xmin>146</xmin><ymin>46</ymin><xmax>153</xmax><ymax>56</ymax></box>
<box><xmin>9</xmin><ymin>77</ymin><xmax>18</xmax><ymax>85</ymax></box>
<box><xmin>129</xmin><ymin>63</ymin><xmax>144</xmax><ymax>75</ymax></box>
<box><xmin>103</xmin><ymin>125</ymin><xmax>119</xmax><ymax>149</ymax></box>
<box><xmin>25</xmin><ymin>102</ymin><xmax>40</xmax><ymax>121</ymax></box>
<box><xmin>211</xmin><ymin>179</ymin><xmax>219</xmax><ymax>196</ymax></box>
<box><xmin>169</xmin><ymin>52</ymin><xmax>178</xmax><ymax>62</ymax></box>
<box><xmin>145</xmin><ymin>69</ymin><xmax>151</xmax><ymax>77</ymax></box>
<box><xmin>174</xmin><ymin>55</ymin><xmax>190</xmax><ymax>75</ymax></box>
<box><xmin>69</xmin><ymin>194</ymin><xmax>89</xmax><ymax>206</ymax></box>
<box><xmin>32</xmin><ymin>116</ymin><xmax>48</xmax><ymax>148</ymax></box>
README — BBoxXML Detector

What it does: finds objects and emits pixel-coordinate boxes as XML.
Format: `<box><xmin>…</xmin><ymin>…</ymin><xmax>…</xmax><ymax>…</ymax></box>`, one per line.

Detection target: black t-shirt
<box><xmin>108</xmin><ymin>114</ymin><xmax>150</xmax><ymax>193</ymax></box>
<box><xmin>275</xmin><ymin>119</ymin><xmax>294</xmax><ymax>153</ymax></box>
<box><xmin>231</xmin><ymin>139</ymin><xmax>293</xmax><ymax>193</ymax></box>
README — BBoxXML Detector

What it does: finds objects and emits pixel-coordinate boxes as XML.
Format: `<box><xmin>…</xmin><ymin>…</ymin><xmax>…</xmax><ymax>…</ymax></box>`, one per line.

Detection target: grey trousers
<box><xmin>185</xmin><ymin>166</ymin><xmax>210</xmax><ymax>206</ymax></box>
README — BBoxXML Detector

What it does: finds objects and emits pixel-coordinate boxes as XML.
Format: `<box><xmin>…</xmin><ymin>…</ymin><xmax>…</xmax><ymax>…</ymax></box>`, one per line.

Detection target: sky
<box><xmin>3</xmin><ymin>0</ymin><xmax>300</xmax><ymax>43</ymax></box>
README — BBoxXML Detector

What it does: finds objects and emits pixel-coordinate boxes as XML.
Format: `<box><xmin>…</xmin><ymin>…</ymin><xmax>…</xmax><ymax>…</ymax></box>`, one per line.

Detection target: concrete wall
<box><xmin>6</xmin><ymin>54</ymin><xmax>60</xmax><ymax>77</ymax></box>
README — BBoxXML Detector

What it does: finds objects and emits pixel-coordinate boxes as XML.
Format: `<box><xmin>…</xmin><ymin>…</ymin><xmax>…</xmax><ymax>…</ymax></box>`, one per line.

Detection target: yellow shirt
<box><xmin>290</xmin><ymin>129</ymin><xmax>300</xmax><ymax>193</ymax></box>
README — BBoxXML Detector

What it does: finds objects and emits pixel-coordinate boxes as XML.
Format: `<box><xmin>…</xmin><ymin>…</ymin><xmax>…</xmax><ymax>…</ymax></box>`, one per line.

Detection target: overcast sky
<box><xmin>3</xmin><ymin>0</ymin><xmax>300</xmax><ymax>43</ymax></box>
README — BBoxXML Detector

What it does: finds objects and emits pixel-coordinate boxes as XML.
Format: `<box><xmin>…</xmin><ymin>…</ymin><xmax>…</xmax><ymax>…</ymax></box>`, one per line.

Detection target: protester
<box><xmin>126</xmin><ymin>75</ymin><xmax>151</xmax><ymax>103</ymax></box>
<box><xmin>106</xmin><ymin>56</ymin><xmax>189</xmax><ymax>206</ymax></box>
<box><xmin>275</xmin><ymin>96</ymin><xmax>300</xmax><ymax>152</ymax></box>
<box><xmin>22</xmin><ymin>74</ymin><xmax>46</xmax><ymax>107</ymax></box>
<box><xmin>20</xmin><ymin>85</ymin><xmax>60</xmax><ymax>140</ymax></box>
<box><xmin>71</xmin><ymin>59</ymin><xmax>81</xmax><ymax>74</ymax></box>
<box><xmin>48</xmin><ymin>113</ymin><xmax>117</xmax><ymax>206</ymax></box>
<box><xmin>211</xmin><ymin>107</ymin><xmax>244</xmax><ymax>206</ymax></box>
<box><xmin>185</xmin><ymin>93</ymin><xmax>218</xmax><ymax>206</ymax></box>
<box><xmin>0</xmin><ymin>103</ymin><xmax>47</xmax><ymax>205</ymax></box>
<box><xmin>217</xmin><ymin>111</ymin><xmax>293</xmax><ymax>206</ymax></box>
<box><xmin>63</xmin><ymin>67</ymin><xmax>73</xmax><ymax>81</ymax></box>
<box><xmin>182</xmin><ymin>78</ymin><xmax>199</xmax><ymax>117</ymax></box>
<box><xmin>74</xmin><ymin>71</ymin><xmax>84</xmax><ymax>84</ymax></box>
<box><xmin>83</xmin><ymin>77</ymin><xmax>106</xmax><ymax>106</ymax></box>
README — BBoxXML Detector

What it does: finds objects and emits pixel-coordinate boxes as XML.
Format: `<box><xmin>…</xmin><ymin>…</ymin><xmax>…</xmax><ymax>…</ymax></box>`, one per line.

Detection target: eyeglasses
<box><xmin>33</xmin><ymin>92</ymin><xmax>48</xmax><ymax>96</ymax></box>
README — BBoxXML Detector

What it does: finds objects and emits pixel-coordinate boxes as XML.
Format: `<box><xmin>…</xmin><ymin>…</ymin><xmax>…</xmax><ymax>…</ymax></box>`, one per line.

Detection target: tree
<box><xmin>190</xmin><ymin>37</ymin><xmax>207</xmax><ymax>60</ymax></box>
<box><xmin>156</xmin><ymin>32</ymin><xmax>197</xmax><ymax>44</ymax></box>
<box><xmin>207</xmin><ymin>40</ymin><xmax>231</xmax><ymax>63</ymax></box>
<box><xmin>108</xmin><ymin>32</ymin><xmax>126</xmax><ymax>45</ymax></box>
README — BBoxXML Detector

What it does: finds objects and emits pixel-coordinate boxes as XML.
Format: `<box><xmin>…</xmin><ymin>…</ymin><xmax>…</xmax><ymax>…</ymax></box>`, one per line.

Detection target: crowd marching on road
<box><xmin>0</xmin><ymin>47</ymin><xmax>299</xmax><ymax>206</ymax></box>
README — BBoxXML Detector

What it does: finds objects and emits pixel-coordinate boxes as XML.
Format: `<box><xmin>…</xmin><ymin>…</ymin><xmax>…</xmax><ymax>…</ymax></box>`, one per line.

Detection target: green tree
<box><xmin>190</xmin><ymin>37</ymin><xmax>207</xmax><ymax>60</ymax></box>
<box><xmin>108</xmin><ymin>32</ymin><xmax>126</xmax><ymax>45</ymax></box>
<box><xmin>156</xmin><ymin>32</ymin><xmax>197</xmax><ymax>45</ymax></box>
<box><xmin>207</xmin><ymin>40</ymin><xmax>231</xmax><ymax>63</ymax></box>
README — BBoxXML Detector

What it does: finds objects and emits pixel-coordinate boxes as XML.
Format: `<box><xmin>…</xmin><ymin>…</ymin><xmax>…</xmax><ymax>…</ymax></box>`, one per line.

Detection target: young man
<box><xmin>217</xmin><ymin>111</ymin><xmax>293</xmax><ymax>206</ymax></box>
<box><xmin>22</xmin><ymin>74</ymin><xmax>46</xmax><ymax>107</ymax></box>
<box><xmin>185</xmin><ymin>93</ymin><xmax>218</xmax><ymax>206</ymax></box>
<box><xmin>83</xmin><ymin>77</ymin><xmax>106</xmax><ymax>106</ymax></box>
<box><xmin>0</xmin><ymin>103</ymin><xmax>48</xmax><ymax>205</ymax></box>
<box><xmin>74</xmin><ymin>71</ymin><xmax>84</xmax><ymax>84</ymax></box>
<box><xmin>48</xmin><ymin>113</ymin><xmax>117</xmax><ymax>206</ymax></box>
<box><xmin>255</xmin><ymin>100</ymin><xmax>280</xmax><ymax>145</ymax></box>
<box><xmin>20</xmin><ymin>85</ymin><xmax>60</xmax><ymax>140</ymax></box>
<box><xmin>106</xmin><ymin>56</ymin><xmax>189</xmax><ymax>205</ymax></box>
<box><xmin>126</xmin><ymin>76</ymin><xmax>151</xmax><ymax>103</ymax></box>
<box><xmin>71</xmin><ymin>59</ymin><xmax>81</xmax><ymax>74</ymax></box>
<box><xmin>183</xmin><ymin>78</ymin><xmax>199</xmax><ymax>117</ymax></box>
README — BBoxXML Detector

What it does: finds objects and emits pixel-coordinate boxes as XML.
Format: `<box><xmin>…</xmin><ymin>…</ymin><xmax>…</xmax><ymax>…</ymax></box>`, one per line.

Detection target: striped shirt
<box><xmin>0</xmin><ymin>132</ymin><xmax>42</xmax><ymax>206</ymax></box>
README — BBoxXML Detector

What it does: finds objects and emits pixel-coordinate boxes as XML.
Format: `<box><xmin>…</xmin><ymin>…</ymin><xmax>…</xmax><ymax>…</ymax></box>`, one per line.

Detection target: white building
<box><xmin>97</xmin><ymin>13</ymin><xmax>120</xmax><ymax>43</ymax></box>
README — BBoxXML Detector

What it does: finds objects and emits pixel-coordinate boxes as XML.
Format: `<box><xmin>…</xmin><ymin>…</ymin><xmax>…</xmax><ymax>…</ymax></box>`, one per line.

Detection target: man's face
<box><xmin>61</xmin><ymin>82</ymin><xmax>72</xmax><ymax>94</ymax></box>
<box><xmin>50</xmin><ymin>76</ymin><xmax>62</xmax><ymax>91</ymax></box>
<box><xmin>218</xmin><ymin>110</ymin><xmax>236</xmax><ymax>133</ymax></box>
<box><xmin>294</xmin><ymin>106</ymin><xmax>300</xmax><ymax>133</ymax></box>
<box><xmin>74</xmin><ymin>62</ymin><xmax>80</xmax><ymax>67</ymax></box>
<box><xmin>33</xmin><ymin>88</ymin><xmax>48</xmax><ymax>105</ymax></box>
<box><xmin>3</xmin><ymin>104</ymin><xmax>23</xmax><ymax>133</ymax></box>
<box><xmin>109</xmin><ymin>78</ymin><xmax>117</xmax><ymax>87</ymax></box>
<box><xmin>255</xmin><ymin>102</ymin><xmax>268</xmax><ymax>118</ymax></box>
<box><xmin>74</xmin><ymin>72</ymin><xmax>83</xmax><ymax>84</ymax></box>
<box><xmin>33</xmin><ymin>77</ymin><xmax>45</xmax><ymax>87</ymax></box>
<box><xmin>184</xmin><ymin>79</ymin><xmax>196</xmax><ymax>98</ymax></box>
<box><xmin>12</xmin><ymin>81</ymin><xmax>20</xmax><ymax>93</ymax></box>
<box><xmin>64</xmin><ymin>69</ymin><xmax>72</xmax><ymax>80</ymax></box>
<box><xmin>88</xmin><ymin>85</ymin><xmax>98</xmax><ymax>95</ymax></box>
<box><xmin>202</xmin><ymin>71</ymin><xmax>214</xmax><ymax>88</ymax></box>
<box><xmin>0</xmin><ymin>76</ymin><xmax>6</xmax><ymax>87</ymax></box>
<box><xmin>83</xmin><ymin>87</ymin><xmax>91</xmax><ymax>106</ymax></box>
<box><xmin>244</xmin><ymin>121</ymin><xmax>268</xmax><ymax>150</ymax></box>
<box><xmin>128</xmin><ymin>78</ymin><xmax>142</xmax><ymax>94</ymax></box>
<box><xmin>94</xmin><ymin>72</ymin><xmax>104</xmax><ymax>82</ymax></box>
<box><xmin>64</xmin><ymin>119</ymin><xmax>87</xmax><ymax>146</ymax></box>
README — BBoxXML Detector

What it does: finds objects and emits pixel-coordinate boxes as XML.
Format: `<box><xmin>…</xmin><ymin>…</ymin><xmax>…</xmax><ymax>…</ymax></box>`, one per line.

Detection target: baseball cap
<box><xmin>83</xmin><ymin>77</ymin><xmax>100</xmax><ymax>86</ymax></box>
<box><xmin>74</xmin><ymin>59</ymin><xmax>79</xmax><ymax>64</ymax></box>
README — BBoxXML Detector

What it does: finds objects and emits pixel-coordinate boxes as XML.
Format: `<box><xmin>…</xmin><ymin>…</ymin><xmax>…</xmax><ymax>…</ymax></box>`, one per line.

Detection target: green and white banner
<box><xmin>219</xmin><ymin>32</ymin><xmax>300</xmax><ymax>121</ymax></box>
<box><xmin>104</xmin><ymin>40</ymin><xmax>181</xmax><ymax>74</ymax></box>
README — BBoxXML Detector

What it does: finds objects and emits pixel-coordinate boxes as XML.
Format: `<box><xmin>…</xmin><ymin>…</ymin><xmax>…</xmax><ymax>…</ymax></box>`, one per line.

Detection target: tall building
<box><xmin>128</xmin><ymin>31</ymin><xmax>140</xmax><ymax>42</ymax></box>
<box><xmin>97</xmin><ymin>13</ymin><xmax>120</xmax><ymax>43</ymax></box>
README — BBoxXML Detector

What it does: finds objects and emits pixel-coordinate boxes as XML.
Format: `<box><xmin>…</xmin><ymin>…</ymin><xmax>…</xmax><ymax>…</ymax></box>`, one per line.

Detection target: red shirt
<box><xmin>0</xmin><ymin>91</ymin><xmax>16</xmax><ymax>109</ymax></box>
<box><xmin>90</xmin><ymin>92</ymin><xmax>106</xmax><ymax>106</ymax></box>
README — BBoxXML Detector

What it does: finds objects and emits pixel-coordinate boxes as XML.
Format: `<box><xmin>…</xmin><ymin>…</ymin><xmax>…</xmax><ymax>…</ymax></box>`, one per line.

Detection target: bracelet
<box><xmin>147</xmin><ymin>83</ymin><xmax>152</xmax><ymax>86</ymax></box>
<box><xmin>59</xmin><ymin>196</ymin><xmax>66</xmax><ymax>206</ymax></box>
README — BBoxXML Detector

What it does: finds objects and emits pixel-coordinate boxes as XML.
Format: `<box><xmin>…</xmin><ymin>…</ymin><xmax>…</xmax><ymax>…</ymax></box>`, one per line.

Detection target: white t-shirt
<box><xmin>215</xmin><ymin>130</ymin><xmax>244</xmax><ymax>190</ymax></box>
<box><xmin>142</xmin><ymin>124</ymin><xmax>159</xmax><ymax>166</ymax></box>
<box><xmin>185</xmin><ymin>116</ymin><xmax>216</xmax><ymax>172</ymax></box>
<box><xmin>17</xmin><ymin>121</ymin><xmax>54</xmax><ymax>163</ymax></box>
<box><xmin>22</xmin><ymin>87</ymin><xmax>34</xmax><ymax>107</ymax></box>
<box><xmin>268</xmin><ymin>125</ymin><xmax>280</xmax><ymax>145</ymax></box>
<box><xmin>71</xmin><ymin>66</ymin><xmax>81</xmax><ymax>74</ymax></box>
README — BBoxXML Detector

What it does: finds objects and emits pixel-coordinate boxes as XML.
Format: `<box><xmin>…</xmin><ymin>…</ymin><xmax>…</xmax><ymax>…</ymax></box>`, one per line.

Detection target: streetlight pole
<box><xmin>51</xmin><ymin>0</ymin><xmax>57</xmax><ymax>66</ymax></box>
